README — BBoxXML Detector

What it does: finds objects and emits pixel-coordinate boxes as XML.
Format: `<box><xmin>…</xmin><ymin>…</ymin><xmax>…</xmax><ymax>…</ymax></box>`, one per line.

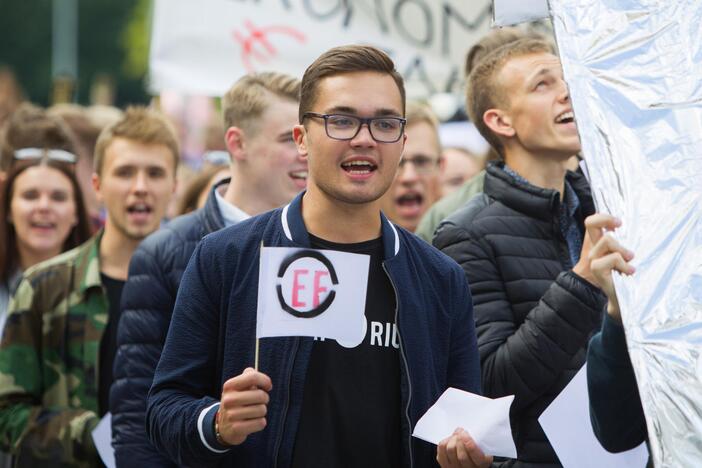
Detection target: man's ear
<box><xmin>91</xmin><ymin>173</ymin><xmax>102</xmax><ymax>204</ymax></box>
<box><xmin>293</xmin><ymin>124</ymin><xmax>308</xmax><ymax>159</ymax></box>
<box><xmin>225</xmin><ymin>127</ymin><xmax>246</xmax><ymax>162</ymax></box>
<box><xmin>484</xmin><ymin>109</ymin><xmax>516</xmax><ymax>139</ymax></box>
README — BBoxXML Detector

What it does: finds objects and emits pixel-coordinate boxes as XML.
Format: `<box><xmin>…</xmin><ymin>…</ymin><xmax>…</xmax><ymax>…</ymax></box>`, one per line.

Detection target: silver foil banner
<box><xmin>548</xmin><ymin>1</ymin><xmax>702</xmax><ymax>466</ymax></box>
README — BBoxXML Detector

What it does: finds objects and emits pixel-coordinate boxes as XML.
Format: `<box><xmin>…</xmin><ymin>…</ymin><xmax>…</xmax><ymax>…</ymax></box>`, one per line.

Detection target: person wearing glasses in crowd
<box><xmin>146</xmin><ymin>45</ymin><xmax>488</xmax><ymax>468</ymax></box>
<box><xmin>0</xmin><ymin>104</ymin><xmax>92</xmax><ymax>338</ymax></box>
<box><xmin>110</xmin><ymin>72</ymin><xmax>303</xmax><ymax>468</ymax></box>
<box><xmin>380</xmin><ymin>102</ymin><xmax>442</xmax><ymax>233</ymax></box>
<box><xmin>0</xmin><ymin>106</ymin><xmax>177</xmax><ymax>467</ymax></box>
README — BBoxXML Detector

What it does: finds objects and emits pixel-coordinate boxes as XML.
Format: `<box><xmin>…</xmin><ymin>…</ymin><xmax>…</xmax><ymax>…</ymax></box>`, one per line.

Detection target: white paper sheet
<box><xmin>538</xmin><ymin>366</ymin><xmax>649</xmax><ymax>467</ymax></box>
<box><xmin>493</xmin><ymin>0</ymin><xmax>549</xmax><ymax>26</ymax></box>
<box><xmin>412</xmin><ymin>388</ymin><xmax>517</xmax><ymax>458</ymax></box>
<box><xmin>256</xmin><ymin>247</ymin><xmax>370</xmax><ymax>348</ymax></box>
<box><xmin>91</xmin><ymin>412</ymin><xmax>115</xmax><ymax>468</ymax></box>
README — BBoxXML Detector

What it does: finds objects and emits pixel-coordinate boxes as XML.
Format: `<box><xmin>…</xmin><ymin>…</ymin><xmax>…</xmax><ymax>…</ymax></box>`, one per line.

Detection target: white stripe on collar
<box><xmin>386</xmin><ymin>218</ymin><xmax>400</xmax><ymax>256</ymax></box>
<box><xmin>281</xmin><ymin>203</ymin><xmax>292</xmax><ymax>241</ymax></box>
<box><xmin>282</xmin><ymin>201</ymin><xmax>399</xmax><ymax>255</ymax></box>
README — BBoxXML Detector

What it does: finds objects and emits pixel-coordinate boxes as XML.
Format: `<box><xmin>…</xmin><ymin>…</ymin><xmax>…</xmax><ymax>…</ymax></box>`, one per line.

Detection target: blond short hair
<box><xmin>467</xmin><ymin>38</ymin><xmax>554</xmax><ymax>156</ymax></box>
<box><xmin>405</xmin><ymin>101</ymin><xmax>441</xmax><ymax>153</ymax></box>
<box><xmin>222</xmin><ymin>72</ymin><xmax>300</xmax><ymax>136</ymax></box>
<box><xmin>93</xmin><ymin>106</ymin><xmax>179</xmax><ymax>175</ymax></box>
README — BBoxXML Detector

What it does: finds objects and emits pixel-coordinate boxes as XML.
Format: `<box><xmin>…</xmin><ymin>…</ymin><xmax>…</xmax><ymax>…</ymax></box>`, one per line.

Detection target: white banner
<box><xmin>149</xmin><ymin>0</ymin><xmax>493</xmax><ymax>98</ymax></box>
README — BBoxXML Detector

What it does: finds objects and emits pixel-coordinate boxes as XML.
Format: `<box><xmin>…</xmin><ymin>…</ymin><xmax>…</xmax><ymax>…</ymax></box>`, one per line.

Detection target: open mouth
<box><xmin>30</xmin><ymin>221</ymin><xmax>56</xmax><ymax>230</ymax></box>
<box><xmin>555</xmin><ymin>110</ymin><xmax>575</xmax><ymax>125</ymax></box>
<box><xmin>395</xmin><ymin>191</ymin><xmax>424</xmax><ymax>218</ymax></box>
<box><xmin>290</xmin><ymin>170</ymin><xmax>308</xmax><ymax>181</ymax></box>
<box><xmin>289</xmin><ymin>170</ymin><xmax>308</xmax><ymax>189</ymax></box>
<box><xmin>127</xmin><ymin>203</ymin><xmax>152</xmax><ymax>217</ymax></box>
<box><xmin>341</xmin><ymin>160</ymin><xmax>377</xmax><ymax>175</ymax></box>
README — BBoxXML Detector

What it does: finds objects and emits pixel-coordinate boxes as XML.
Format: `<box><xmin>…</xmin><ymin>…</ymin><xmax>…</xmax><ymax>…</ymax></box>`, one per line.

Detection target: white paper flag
<box><xmin>413</xmin><ymin>388</ymin><xmax>517</xmax><ymax>459</ymax></box>
<box><xmin>91</xmin><ymin>413</ymin><xmax>116</xmax><ymax>468</ymax></box>
<box><xmin>256</xmin><ymin>247</ymin><xmax>369</xmax><ymax>347</ymax></box>
<box><xmin>538</xmin><ymin>366</ymin><xmax>648</xmax><ymax>468</ymax></box>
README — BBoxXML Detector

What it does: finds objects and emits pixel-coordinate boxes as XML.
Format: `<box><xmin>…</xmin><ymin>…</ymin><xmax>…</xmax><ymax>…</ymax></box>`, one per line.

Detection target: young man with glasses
<box><xmin>146</xmin><ymin>45</ymin><xmax>489</xmax><ymax>468</ymax></box>
<box><xmin>0</xmin><ymin>107</ymin><xmax>177</xmax><ymax>467</ymax></box>
<box><xmin>381</xmin><ymin>101</ymin><xmax>442</xmax><ymax>233</ymax></box>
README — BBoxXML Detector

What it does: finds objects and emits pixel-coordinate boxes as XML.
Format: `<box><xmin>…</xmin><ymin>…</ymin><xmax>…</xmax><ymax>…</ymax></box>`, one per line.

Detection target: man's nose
<box><xmin>350</xmin><ymin>123</ymin><xmax>377</xmax><ymax>147</ymax></box>
<box><xmin>132</xmin><ymin>171</ymin><xmax>148</xmax><ymax>193</ymax></box>
<box><xmin>398</xmin><ymin>159</ymin><xmax>420</xmax><ymax>183</ymax></box>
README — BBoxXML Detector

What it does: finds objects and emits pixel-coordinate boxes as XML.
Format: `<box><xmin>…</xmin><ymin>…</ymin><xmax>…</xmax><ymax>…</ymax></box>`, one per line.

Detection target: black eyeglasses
<box><xmin>14</xmin><ymin>148</ymin><xmax>77</xmax><ymax>164</ymax></box>
<box><xmin>302</xmin><ymin>112</ymin><xmax>406</xmax><ymax>143</ymax></box>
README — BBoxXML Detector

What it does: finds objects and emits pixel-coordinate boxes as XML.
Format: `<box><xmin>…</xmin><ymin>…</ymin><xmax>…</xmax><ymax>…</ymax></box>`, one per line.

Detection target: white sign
<box><xmin>256</xmin><ymin>246</ymin><xmax>369</xmax><ymax>347</ymax></box>
<box><xmin>149</xmin><ymin>0</ymin><xmax>493</xmax><ymax>98</ymax></box>
<box><xmin>413</xmin><ymin>388</ymin><xmax>517</xmax><ymax>459</ymax></box>
<box><xmin>91</xmin><ymin>413</ymin><xmax>116</xmax><ymax>468</ymax></box>
<box><xmin>493</xmin><ymin>0</ymin><xmax>549</xmax><ymax>26</ymax></box>
<box><xmin>538</xmin><ymin>366</ymin><xmax>649</xmax><ymax>468</ymax></box>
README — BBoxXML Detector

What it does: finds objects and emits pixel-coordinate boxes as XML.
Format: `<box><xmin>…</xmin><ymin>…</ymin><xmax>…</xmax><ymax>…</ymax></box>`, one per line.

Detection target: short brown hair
<box><xmin>93</xmin><ymin>106</ymin><xmax>179</xmax><ymax>175</ymax></box>
<box><xmin>299</xmin><ymin>45</ymin><xmax>406</xmax><ymax>123</ymax></box>
<box><xmin>0</xmin><ymin>102</ymin><xmax>78</xmax><ymax>172</ymax></box>
<box><xmin>222</xmin><ymin>72</ymin><xmax>300</xmax><ymax>136</ymax></box>
<box><xmin>467</xmin><ymin>38</ymin><xmax>554</xmax><ymax>156</ymax></box>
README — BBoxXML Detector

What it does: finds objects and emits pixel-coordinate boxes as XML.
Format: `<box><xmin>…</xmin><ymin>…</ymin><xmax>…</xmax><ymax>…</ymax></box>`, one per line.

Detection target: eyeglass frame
<box><xmin>302</xmin><ymin>112</ymin><xmax>407</xmax><ymax>143</ymax></box>
<box><xmin>14</xmin><ymin>147</ymin><xmax>77</xmax><ymax>164</ymax></box>
<box><xmin>398</xmin><ymin>154</ymin><xmax>440</xmax><ymax>175</ymax></box>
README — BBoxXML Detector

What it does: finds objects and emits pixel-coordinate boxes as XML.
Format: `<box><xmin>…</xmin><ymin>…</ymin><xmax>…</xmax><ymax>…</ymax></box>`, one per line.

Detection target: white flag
<box><xmin>256</xmin><ymin>247</ymin><xmax>369</xmax><ymax>348</ymax></box>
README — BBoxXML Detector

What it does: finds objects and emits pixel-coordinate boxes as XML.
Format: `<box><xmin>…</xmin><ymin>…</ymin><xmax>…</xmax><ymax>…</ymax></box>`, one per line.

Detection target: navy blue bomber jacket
<box><xmin>146</xmin><ymin>191</ymin><xmax>481</xmax><ymax>467</ymax></box>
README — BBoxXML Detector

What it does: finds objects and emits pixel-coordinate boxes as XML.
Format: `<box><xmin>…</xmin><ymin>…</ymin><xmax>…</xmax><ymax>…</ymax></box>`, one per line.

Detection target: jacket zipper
<box><xmin>273</xmin><ymin>337</ymin><xmax>299</xmax><ymax>467</ymax></box>
<box><xmin>383</xmin><ymin>263</ymin><xmax>414</xmax><ymax>468</ymax></box>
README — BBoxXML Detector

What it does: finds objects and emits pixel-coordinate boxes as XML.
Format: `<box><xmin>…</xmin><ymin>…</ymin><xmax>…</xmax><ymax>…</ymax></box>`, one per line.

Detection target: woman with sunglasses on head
<box><xmin>0</xmin><ymin>104</ymin><xmax>92</xmax><ymax>337</ymax></box>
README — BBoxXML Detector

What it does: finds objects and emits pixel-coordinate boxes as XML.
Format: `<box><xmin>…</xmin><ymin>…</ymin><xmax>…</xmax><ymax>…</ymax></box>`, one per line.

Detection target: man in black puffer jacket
<box><xmin>109</xmin><ymin>72</ymin><xmax>305</xmax><ymax>467</ymax></box>
<box><xmin>435</xmin><ymin>38</ymin><xmax>613</xmax><ymax>467</ymax></box>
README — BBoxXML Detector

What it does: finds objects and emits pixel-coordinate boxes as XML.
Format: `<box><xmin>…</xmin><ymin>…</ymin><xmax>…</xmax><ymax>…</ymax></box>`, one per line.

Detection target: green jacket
<box><xmin>0</xmin><ymin>234</ymin><xmax>107</xmax><ymax>467</ymax></box>
<box><xmin>415</xmin><ymin>170</ymin><xmax>486</xmax><ymax>243</ymax></box>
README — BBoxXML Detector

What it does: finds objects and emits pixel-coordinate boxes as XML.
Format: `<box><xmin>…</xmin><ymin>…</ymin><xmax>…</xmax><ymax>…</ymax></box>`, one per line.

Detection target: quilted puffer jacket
<box><xmin>109</xmin><ymin>180</ymin><xmax>228</xmax><ymax>467</ymax></box>
<box><xmin>434</xmin><ymin>162</ymin><xmax>607</xmax><ymax>467</ymax></box>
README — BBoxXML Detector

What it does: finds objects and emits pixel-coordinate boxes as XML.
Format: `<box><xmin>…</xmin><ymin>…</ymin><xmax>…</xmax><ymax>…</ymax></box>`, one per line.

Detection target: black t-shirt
<box><xmin>98</xmin><ymin>273</ymin><xmax>125</xmax><ymax>416</ymax></box>
<box><xmin>291</xmin><ymin>234</ymin><xmax>402</xmax><ymax>468</ymax></box>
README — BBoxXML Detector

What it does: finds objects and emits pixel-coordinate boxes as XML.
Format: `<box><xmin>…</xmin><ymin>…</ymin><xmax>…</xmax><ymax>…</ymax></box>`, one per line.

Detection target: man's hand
<box><xmin>573</xmin><ymin>214</ymin><xmax>635</xmax><ymax>322</ymax></box>
<box><xmin>437</xmin><ymin>428</ymin><xmax>493</xmax><ymax>468</ymax></box>
<box><xmin>216</xmin><ymin>367</ymin><xmax>273</xmax><ymax>446</ymax></box>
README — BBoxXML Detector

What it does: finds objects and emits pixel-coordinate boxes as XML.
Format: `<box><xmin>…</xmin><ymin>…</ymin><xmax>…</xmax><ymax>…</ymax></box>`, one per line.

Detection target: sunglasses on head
<box><xmin>14</xmin><ymin>147</ymin><xmax>77</xmax><ymax>164</ymax></box>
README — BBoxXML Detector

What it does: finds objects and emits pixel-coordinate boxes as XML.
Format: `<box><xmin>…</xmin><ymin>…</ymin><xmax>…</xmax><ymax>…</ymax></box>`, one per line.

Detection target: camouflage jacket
<box><xmin>0</xmin><ymin>233</ymin><xmax>107</xmax><ymax>467</ymax></box>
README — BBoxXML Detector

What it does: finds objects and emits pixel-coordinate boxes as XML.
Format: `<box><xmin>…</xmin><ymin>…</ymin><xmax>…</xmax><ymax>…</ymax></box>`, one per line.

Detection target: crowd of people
<box><xmin>0</xmin><ymin>24</ymin><xmax>647</xmax><ymax>468</ymax></box>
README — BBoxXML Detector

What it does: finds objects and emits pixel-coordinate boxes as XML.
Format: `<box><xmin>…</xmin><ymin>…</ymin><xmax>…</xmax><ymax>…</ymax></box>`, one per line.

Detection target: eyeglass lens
<box><xmin>325</xmin><ymin>115</ymin><xmax>403</xmax><ymax>143</ymax></box>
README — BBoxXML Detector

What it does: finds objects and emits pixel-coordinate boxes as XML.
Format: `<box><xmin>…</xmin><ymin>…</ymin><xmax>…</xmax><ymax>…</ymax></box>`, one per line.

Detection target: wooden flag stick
<box><xmin>255</xmin><ymin>240</ymin><xmax>263</xmax><ymax>372</ymax></box>
<box><xmin>254</xmin><ymin>338</ymin><xmax>260</xmax><ymax>372</ymax></box>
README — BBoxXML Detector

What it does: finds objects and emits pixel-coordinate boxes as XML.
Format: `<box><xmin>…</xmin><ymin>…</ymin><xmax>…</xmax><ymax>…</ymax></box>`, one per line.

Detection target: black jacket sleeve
<box><xmin>110</xmin><ymin>238</ymin><xmax>181</xmax><ymax>468</ymax></box>
<box><xmin>587</xmin><ymin>314</ymin><xmax>647</xmax><ymax>452</ymax></box>
<box><xmin>146</xmin><ymin>239</ymin><xmax>232</xmax><ymax>466</ymax></box>
<box><xmin>436</xmin><ymin>225</ymin><xmax>606</xmax><ymax>412</ymax></box>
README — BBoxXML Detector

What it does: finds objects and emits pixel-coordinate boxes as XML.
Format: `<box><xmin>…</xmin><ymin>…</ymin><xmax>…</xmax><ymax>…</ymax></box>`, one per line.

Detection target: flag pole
<box><xmin>255</xmin><ymin>240</ymin><xmax>263</xmax><ymax>371</ymax></box>
<box><xmin>254</xmin><ymin>339</ymin><xmax>260</xmax><ymax>371</ymax></box>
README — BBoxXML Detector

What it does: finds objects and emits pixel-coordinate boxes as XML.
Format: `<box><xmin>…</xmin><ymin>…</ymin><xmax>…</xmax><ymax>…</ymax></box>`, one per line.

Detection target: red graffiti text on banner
<box><xmin>233</xmin><ymin>20</ymin><xmax>306</xmax><ymax>72</ymax></box>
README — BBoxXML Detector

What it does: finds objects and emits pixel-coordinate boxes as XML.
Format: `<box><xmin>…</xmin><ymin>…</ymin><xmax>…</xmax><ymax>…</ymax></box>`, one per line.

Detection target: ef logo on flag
<box><xmin>276</xmin><ymin>250</ymin><xmax>339</xmax><ymax>318</ymax></box>
<box><xmin>257</xmin><ymin>246</ymin><xmax>369</xmax><ymax>347</ymax></box>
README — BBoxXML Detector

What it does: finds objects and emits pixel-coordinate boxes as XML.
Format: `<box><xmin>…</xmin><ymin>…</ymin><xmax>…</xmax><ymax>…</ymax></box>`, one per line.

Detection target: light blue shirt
<box><xmin>214</xmin><ymin>187</ymin><xmax>250</xmax><ymax>227</ymax></box>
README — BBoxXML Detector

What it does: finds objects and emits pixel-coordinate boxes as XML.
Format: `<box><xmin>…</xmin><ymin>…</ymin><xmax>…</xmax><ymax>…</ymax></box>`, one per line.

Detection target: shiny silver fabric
<box><xmin>549</xmin><ymin>1</ymin><xmax>702</xmax><ymax>466</ymax></box>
